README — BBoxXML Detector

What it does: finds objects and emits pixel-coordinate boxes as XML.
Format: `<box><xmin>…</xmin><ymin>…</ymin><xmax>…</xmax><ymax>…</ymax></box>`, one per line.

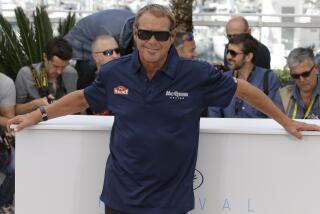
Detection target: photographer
<box><xmin>15</xmin><ymin>37</ymin><xmax>78</xmax><ymax>115</ymax></box>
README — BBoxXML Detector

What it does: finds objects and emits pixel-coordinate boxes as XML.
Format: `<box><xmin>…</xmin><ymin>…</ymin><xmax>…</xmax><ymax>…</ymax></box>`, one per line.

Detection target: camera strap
<box><xmin>29</xmin><ymin>63</ymin><xmax>66</xmax><ymax>99</ymax></box>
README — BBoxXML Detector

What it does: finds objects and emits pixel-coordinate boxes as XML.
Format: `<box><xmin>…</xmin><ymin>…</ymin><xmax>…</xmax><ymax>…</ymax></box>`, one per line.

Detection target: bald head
<box><xmin>92</xmin><ymin>35</ymin><xmax>120</xmax><ymax>70</ymax></box>
<box><xmin>226</xmin><ymin>16</ymin><xmax>251</xmax><ymax>40</ymax></box>
<box><xmin>91</xmin><ymin>35</ymin><xmax>118</xmax><ymax>52</ymax></box>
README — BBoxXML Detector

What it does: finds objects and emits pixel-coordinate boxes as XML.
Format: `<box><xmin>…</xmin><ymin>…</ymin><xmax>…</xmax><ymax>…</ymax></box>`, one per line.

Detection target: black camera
<box><xmin>46</xmin><ymin>96</ymin><xmax>55</xmax><ymax>104</ymax></box>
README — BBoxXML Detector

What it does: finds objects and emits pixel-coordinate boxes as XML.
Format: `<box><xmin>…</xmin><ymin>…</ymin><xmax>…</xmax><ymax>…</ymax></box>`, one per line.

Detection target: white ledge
<box><xmin>25</xmin><ymin>115</ymin><xmax>320</xmax><ymax>136</ymax></box>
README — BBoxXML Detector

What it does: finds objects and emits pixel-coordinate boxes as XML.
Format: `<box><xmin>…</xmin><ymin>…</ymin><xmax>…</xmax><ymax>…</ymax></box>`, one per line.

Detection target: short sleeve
<box><xmin>84</xmin><ymin>74</ymin><xmax>108</xmax><ymax>113</ymax></box>
<box><xmin>15</xmin><ymin>67</ymin><xmax>30</xmax><ymax>104</ymax></box>
<box><xmin>0</xmin><ymin>75</ymin><xmax>16</xmax><ymax>107</ymax></box>
<box><xmin>203</xmin><ymin>66</ymin><xmax>237</xmax><ymax>108</ymax></box>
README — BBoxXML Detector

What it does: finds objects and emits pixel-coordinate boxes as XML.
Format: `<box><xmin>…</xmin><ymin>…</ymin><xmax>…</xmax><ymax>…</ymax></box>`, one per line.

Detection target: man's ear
<box><xmin>92</xmin><ymin>53</ymin><xmax>99</xmax><ymax>63</ymax></box>
<box><xmin>246</xmin><ymin>52</ymin><xmax>254</xmax><ymax>62</ymax></box>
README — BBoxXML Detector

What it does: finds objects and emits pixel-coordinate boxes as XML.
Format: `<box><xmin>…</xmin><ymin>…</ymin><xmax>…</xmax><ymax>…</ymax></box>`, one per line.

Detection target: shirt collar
<box><xmin>130</xmin><ymin>45</ymin><xmax>180</xmax><ymax>79</ymax></box>
<box><xmin>314</xmin><ymin>74</ymin><xmax>320</xmax><ymax>96</ymax></box>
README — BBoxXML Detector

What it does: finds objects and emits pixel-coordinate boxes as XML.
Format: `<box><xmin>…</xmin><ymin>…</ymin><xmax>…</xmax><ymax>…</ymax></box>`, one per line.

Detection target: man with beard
<box><xmin>208</xmin><ymin>33</ymin><xmax>282</xmax><ymax>118</ymax></box>
<box><xmin>223</xmin><ymin>16</ymin><xmax>270</xmax><ymax>69</ymax></box>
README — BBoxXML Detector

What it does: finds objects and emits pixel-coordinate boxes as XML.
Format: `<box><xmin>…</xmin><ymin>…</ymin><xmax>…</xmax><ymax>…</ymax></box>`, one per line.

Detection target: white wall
<box><xmin>16</xmin><ymin>116</ymin><xmax>320</xmax><ymax>214</ymax></box>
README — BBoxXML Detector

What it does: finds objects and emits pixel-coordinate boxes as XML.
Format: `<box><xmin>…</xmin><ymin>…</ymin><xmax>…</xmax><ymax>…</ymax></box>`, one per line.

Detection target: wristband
<box><xmin>39</xmin><ymin>105</ymin><xmax>48</xmax><ymax>121</ymax></box>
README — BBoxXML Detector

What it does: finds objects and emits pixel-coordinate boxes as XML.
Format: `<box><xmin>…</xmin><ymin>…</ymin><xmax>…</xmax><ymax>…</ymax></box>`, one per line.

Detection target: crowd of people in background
<box><xmin>0</xmin><ymin>4</ymin><xmax>320</xmax><ymax>214</ymax></box>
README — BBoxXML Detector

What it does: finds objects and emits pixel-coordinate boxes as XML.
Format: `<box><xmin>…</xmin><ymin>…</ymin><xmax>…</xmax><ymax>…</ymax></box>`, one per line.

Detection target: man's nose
<box><xmin>299</xmin><ymin>75</ymin><xmax>306</xmax><ymax>81</ymax></box>
<box><xmin>226</xmin><ymin>53</ymin><xmax>232</xmax><ymax>61</ymax></box>
<box><xmin>148</xmin><ymin>35</ymin><xmax>158</xmax><ymax>43</ymax></box>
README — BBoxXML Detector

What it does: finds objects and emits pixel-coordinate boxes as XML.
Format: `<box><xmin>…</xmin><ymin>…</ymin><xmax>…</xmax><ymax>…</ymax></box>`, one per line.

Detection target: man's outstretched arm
<box><xmin>235</xmin><ymin>79</ymin><xmax>320</xmax><ymax>139</ymax></box>
<box><xmin>7</xmin><ymin>90</ymin><xmax>88</xmax><ymax>132</ymax></box>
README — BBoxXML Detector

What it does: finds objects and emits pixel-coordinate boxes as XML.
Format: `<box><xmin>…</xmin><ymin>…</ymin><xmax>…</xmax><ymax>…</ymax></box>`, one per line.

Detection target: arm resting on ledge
<box><xmin>7</xmin><ymin>90</ymin><xmax>88</xmax><ymax>132</ymax></box>
<box><xmin>235</xmin><ymin>79</ymin><xmax>320</xmax><ymax>139</ymax></box>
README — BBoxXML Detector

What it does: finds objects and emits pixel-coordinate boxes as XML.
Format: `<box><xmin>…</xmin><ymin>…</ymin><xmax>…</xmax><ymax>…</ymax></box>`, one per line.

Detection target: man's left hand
<box><xmin>284</xmin><ymin>120</ymin><xmax>320</xmax><ymax>139</ymax></box>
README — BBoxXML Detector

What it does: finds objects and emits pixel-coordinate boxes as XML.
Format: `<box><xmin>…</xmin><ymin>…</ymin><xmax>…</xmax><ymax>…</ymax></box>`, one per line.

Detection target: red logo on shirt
<box><xmin>114</xmin><ymin>85</ymin><xmax>129</xmax><ymax>95</ymax></box>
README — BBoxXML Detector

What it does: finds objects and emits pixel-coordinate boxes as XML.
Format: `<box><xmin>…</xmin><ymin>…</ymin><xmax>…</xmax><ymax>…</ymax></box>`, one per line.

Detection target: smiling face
<box><xmin>134</xmin><ymin>11</ymin><xmax>175</xmax><ymax>70</ymax></box>
<box><xmin>226</xmin><ymin>43</ymin><xmax>248</xmax><ymax>71</ymax></box>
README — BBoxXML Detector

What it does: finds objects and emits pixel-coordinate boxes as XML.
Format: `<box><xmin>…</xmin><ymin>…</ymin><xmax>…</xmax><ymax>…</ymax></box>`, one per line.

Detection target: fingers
<box><xmin>6</xmin><ymin>115</ymin><xmax>28</xmax><ymax>132</ymax></box>
<box><xmin>6</xmin><ymin>116</ymin><xmax>21</xmax><ymax>132</ymax></box>
<box><xmin>47</xmin><ymin>94</ymin><xmax>55</xmax><ymax>100</ymax></box>
<box><xmin>287</xmin><ymin>121</ymin><xmax>320</xmax><ymax>140</ymax></box>
<box><xmin>292</xmin><ymin>130</ymin><xmax>302</xmax><ymax>140</ymax></box>
<box><xmin>305</xmin><ymin>123</ymin><xmax>320</xmax><ymax>131</ymax></box>
<box><xmin>41</xmin><ymin>97</ymin><xmax>50</xmax><ymax>106</ymax></box>
<box><xmin>296</xmin><ymin>121</ymin><xmax>320</xmax><ymax>131</ymax></box>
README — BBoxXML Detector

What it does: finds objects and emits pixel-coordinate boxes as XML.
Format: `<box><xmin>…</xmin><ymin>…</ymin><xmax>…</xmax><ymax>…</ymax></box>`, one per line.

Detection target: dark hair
<box><xmin>43</xmin><ymin>37</ymin><xmax>73</xmax><ymax>61</ymax></box>
<box><xmin>228</xmin><ymin>33</ymin><xmax>258</xmax><ymax>62</ymax></box>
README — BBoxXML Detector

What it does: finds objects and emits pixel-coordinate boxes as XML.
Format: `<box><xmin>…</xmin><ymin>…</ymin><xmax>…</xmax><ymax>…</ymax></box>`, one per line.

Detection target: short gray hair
<box><xmin>287</xmin><ymin>47</ymin><xmax>315</xmax><ymax>68</ymax></box>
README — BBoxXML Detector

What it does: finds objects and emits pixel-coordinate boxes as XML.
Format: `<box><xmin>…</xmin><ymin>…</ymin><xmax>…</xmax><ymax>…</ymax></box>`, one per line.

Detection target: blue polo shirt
<box><xmin>207</xmin><ymin>66</ymin><xmax>282</xmax><ymax>118</ymax></box>
<box><xmin>84</xmin><ymin>46</ymin><xmax>237</xmax><ymax>214</ymax></box>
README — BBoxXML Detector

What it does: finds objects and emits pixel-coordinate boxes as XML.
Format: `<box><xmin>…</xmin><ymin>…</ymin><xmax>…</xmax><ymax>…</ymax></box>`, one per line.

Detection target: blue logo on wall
<box><xmin>193</xmin><ymin>169</ymin><xmax>204</xmax><ymax>190</ymax></box>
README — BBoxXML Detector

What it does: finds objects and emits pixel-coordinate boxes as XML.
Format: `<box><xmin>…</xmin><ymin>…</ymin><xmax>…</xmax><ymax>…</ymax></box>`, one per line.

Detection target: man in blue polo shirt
<box><xmin>208</xmin><ymin>33</ymin><xmax>282</xmax><ymax>118</ymax></box>
<box><xmin>7</xmin><ymin>4</ymin><xmax>320</xmax><ymax>214</ymax></box>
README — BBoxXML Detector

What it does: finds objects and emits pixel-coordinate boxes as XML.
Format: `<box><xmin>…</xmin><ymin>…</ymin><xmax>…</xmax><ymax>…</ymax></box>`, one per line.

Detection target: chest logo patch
<box><xmin>166</xmin><ymin>90</ymin><xmax>189</xmax><ymax>100</ymax></box>
<box><xmin>114</xmin><ymin>85</ymin><xmax>129</xmax><ymax>95</ymax></box>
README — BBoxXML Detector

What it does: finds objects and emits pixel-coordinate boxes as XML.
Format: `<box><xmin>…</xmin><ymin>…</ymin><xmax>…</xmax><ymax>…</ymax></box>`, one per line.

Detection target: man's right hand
<box><xmin>7</xmin><ymin>110</ymin><xmax>42</xmax><ymax>132</ymax></box>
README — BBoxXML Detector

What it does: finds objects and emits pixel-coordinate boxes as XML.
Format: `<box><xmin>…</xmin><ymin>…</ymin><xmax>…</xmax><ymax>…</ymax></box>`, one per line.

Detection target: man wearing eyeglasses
<box><xmin>92</xmin><ymin>35</ymin><xmax>120</xmax><ymax>72</ymax></box>
<box><xmin>280</xmin><ymin>47</ymin><xmax>320</xmax><ymax>119</ymax></box>
<box><xmin>174</xmin><ymin>32</ymin><xmax>197</xmax><ymax>59</ymax></box>
<box><xmin>7</xmin><ymin>4</ymin><xmax>320</xmax><ymax>214</ymax></box>
<box><xmin>89</xmin><ymin>35</ymin><xmax>120</xmax><ymax>115</ymax></box>
<box><xmin>15</xmin><ymin>37</ymin><xmax>78</xmax><ymax>115</ymax></box>
<box><xmin>208</xmin><ymin>33</ymin><xmax>282</xmax><ymax>118</ymax></box>
<box><xmin>64</xmin><ymin>9</ymin><xmax>134</xmax><ymax>90</ymax></box>
<box><xmin>223</xmin><ymin>16</ymin><xmax>270</xmax><ymax>70</ymax></box>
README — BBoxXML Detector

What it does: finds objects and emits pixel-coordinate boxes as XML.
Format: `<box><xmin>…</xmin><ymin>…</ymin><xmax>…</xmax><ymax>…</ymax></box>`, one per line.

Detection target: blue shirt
<box><xmin>286</xmin><ymin>75</ymin><xmax>320</xmax><ymax>119</ymax></box>
<box><xmin>84</xmin><ymin>47</ymin><xmax>237</xmax><ymax>214</ymax></box>
<box><xmin>208</xmin><ymin>66</ymin><xmax>282</xmax><ymax>118</ymax></box>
